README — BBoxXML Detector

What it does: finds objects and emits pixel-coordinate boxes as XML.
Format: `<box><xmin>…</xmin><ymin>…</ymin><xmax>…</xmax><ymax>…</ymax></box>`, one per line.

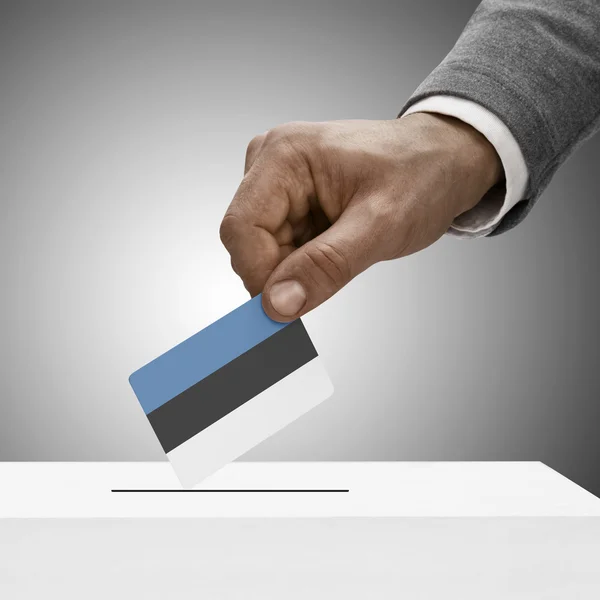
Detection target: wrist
<box><xmin>403</xmin><ymin>112</ymin><xmax>504</xmax><ymax>217</ymax></box>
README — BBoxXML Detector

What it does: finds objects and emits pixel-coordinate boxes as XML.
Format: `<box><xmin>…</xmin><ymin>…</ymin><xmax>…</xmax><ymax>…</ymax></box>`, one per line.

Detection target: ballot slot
<box><xmin>110</xmin><ymin>488</ymin><xmax>350</xmax><ymax>493</ymax></box>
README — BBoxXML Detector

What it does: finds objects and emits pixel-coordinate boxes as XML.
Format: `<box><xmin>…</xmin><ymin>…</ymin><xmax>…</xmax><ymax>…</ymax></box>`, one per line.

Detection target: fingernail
<box><xmin>269</xmin><ymin>280</ymin><xmax>307</xmax><ymax>317</ymax></box>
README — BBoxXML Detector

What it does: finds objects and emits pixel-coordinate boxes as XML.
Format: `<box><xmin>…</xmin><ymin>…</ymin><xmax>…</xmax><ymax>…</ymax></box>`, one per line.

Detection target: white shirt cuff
<box><xmin>402</xmin><ymin>96</ymin><xmax>529</xmax><ymax>238</ymax></box>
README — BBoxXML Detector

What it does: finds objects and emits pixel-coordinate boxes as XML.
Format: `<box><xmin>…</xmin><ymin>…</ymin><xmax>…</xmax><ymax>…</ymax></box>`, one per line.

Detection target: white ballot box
<box><xmin>1</xmin><ymin>462</ymin><xmax>599</xmax><ymax>599</ymax></box>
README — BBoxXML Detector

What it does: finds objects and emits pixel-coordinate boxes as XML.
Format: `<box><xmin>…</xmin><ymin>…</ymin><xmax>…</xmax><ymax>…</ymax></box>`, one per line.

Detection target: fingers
<box><xmin>219</xmin><ymin>178</ymin><xmax>288</xmax><ymax>295</ymax></box>
<box><xmin>221</xmin><ymin>139</ymin><xmax>313</xmax><ymax>296</ymax></box>
<box><xmin>221</xmin><ymin>214</ymin><xmax>285</xmax><ymax>295</ymax></box>
<box><xmin>222</xmin><ymin>124</ymin><xmax>321</xmax><ymax>296</ymax></box>
<box><xmin>262</xmin><ymin>201</ymin><xmax>389</xmax><ymax>321</ymax></box>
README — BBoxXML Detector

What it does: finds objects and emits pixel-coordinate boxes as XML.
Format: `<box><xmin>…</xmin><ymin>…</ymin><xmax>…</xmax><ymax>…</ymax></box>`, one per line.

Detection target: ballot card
<box><xmin>129</xmin><ymin>294</ymin><xmax>333</xmax><ymax>488</ymax></box>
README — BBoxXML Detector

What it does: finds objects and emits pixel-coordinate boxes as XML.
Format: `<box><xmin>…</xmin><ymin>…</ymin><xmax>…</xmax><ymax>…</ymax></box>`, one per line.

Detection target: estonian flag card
<box><xmin>129</xmin><ymin>295</ymin><xmax>333</xmax><ymax>487</ymax></box>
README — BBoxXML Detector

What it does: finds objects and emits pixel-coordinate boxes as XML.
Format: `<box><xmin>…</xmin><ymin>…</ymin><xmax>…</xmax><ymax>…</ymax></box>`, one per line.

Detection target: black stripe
<box><xmin>147</xmin><ymin>319</ymin><xmax>317</xmax><ymax>453</ymax></box>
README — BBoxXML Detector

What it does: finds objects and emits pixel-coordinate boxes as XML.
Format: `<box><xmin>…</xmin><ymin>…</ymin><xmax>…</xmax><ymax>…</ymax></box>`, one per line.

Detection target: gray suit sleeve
<box><xmin>400</xmin><ymin>0</ymin><xmax>600</xmax><ymax>235</ymax></box>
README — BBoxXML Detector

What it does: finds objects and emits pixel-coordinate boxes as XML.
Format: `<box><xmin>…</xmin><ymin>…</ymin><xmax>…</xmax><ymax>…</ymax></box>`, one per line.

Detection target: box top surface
<box><xmin>1</xmin><ymin>461</ymin><xmax>599</xmax><ymax>518</ymax></box>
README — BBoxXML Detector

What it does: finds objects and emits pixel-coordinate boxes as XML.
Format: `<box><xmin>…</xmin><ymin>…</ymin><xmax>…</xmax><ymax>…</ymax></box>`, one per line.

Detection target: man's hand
<box><xmin>220</xmin><ymin>115</ymin><xmax>502</xmax><ymax>321</ymax></box>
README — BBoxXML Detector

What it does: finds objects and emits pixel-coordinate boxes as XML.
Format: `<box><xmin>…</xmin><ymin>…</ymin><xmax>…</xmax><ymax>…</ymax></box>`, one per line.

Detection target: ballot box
<box><xmin>1</xmin><ymin>462</ymin><xmax>599</xmax><ymax>598</ymax></box>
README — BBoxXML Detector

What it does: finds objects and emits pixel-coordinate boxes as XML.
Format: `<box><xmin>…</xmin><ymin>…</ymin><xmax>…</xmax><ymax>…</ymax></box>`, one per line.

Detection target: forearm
<box><xmin>400</xmin><ymin>0</ymin><xmax>600</xmax><ymax>235</ymax></box>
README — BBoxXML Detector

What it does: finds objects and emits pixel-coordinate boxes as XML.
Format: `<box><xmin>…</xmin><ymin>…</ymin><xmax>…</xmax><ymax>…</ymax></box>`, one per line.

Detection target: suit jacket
<box><xmin>400</xmin><ymin>0</ymin><xmax>600</xmax><ymax>235</ymax></box>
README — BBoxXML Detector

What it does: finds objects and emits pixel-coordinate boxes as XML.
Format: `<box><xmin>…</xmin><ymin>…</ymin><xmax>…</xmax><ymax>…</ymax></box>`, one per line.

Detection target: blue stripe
<box><xmin>129</xmin><ymin>294</ymin><xmax>289</xmax><ymax>414</ymax></box>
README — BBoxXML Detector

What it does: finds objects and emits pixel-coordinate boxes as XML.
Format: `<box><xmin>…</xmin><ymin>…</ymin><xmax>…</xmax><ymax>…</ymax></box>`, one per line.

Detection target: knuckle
<box><xmin>245</xmin><ymin>132</ymin><xmax>267</xmax><ymax>163</ymax></box>
<box><xmin>267</xmin><ymin>121</ymin><xmax>305</xmax><ymax>140</ymax></box>
<box><xmin>219</xmin><ymin>213</ymin><xmax>241</xmax><ymax>249</ymax></box>
<box><xmin>264</xmin><ymin>125</ymin><xmax>287</xmax><ymax>146</ymax></box>
<box><xmin>248</xmin><ymin>123</ymin><xmax>321</xmax><ymax>189</ymax></box>
<box><xmin>303</xmin><ymin>241</ymin><xmax>352</xmax><ymax>288</ymax></box>
<box><xmin>264</xmin><ymin>122</ymin><xmax>312</xmax><ymax>158</ymax></box>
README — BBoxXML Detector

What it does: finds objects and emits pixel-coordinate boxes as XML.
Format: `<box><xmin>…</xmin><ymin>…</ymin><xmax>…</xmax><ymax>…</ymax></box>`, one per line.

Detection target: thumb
<box><xmin>262</xmin><ymin>204</ymin><xmax>384</xmax><ymax>321</ymax></box>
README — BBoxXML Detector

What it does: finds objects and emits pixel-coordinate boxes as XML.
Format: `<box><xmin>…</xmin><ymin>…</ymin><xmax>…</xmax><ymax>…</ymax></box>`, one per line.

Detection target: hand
<box><xmin>220</xmin><ymin>114</ymin><xmax>502</xmax><ymax>321</ymax></box>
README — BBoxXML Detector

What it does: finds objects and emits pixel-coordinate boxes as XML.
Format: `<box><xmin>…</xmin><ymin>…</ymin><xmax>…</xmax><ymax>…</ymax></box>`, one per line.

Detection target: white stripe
<box><xmin>167</xmin><ymin>357</ymin><xmax>333</xmax><ymax>488</ymax></box>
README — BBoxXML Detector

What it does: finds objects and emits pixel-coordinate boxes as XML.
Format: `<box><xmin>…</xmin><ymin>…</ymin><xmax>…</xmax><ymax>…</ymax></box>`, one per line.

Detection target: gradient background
<box><xmin>1</xmin><ymin>0</ymin><xmax>599</xmax><ymax>496</ymax></box>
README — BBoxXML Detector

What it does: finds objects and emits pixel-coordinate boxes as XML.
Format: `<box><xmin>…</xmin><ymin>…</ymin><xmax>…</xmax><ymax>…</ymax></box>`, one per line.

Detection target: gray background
<box><xmin>1</xmin><ymin>0</ymin><xmax>599</xmax><ymax>495</ymax></box>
